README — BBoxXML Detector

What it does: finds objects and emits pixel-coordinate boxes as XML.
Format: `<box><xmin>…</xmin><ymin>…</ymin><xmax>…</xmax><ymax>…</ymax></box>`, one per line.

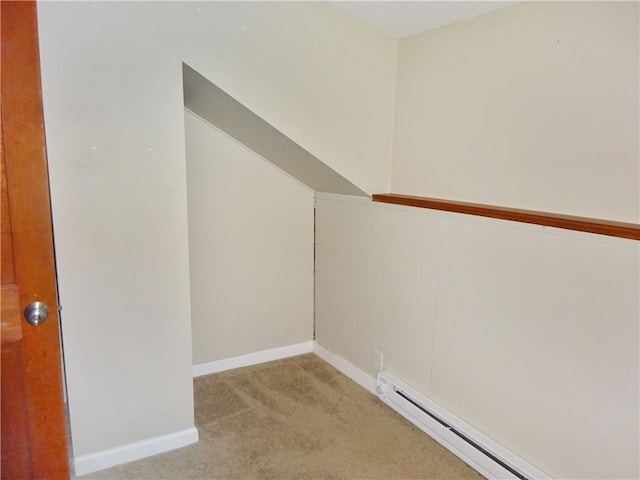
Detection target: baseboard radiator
<box><xmin>376</xmin><ymin>372</ymin><xmax>551</xmax><ymax>480</ymax></box>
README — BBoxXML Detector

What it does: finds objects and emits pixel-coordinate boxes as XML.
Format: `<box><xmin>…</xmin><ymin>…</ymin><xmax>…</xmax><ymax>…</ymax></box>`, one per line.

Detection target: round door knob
<box><xmin>24</xmin><ymin>302</ymin><xmax>50</xmax><ymax>326</ymax></box>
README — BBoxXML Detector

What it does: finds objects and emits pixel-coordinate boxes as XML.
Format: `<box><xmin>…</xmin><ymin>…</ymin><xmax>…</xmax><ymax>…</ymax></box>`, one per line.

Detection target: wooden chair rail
<box><xmin>372</xmin><ymin>194</ymin><xmax>640</xmax><ymax>241</ymax></box>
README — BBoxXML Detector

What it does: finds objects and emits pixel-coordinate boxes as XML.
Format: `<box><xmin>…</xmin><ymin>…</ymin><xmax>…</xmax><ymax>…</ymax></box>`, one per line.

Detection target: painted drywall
<box><xmin>36</xmin><ymin>1</ymin><xmax>395</xmax><ymax>460</ymax></box>
<box><xmin>185</xmin><ymin>110</ymin><xmax>314</xmax><ymax>364</ymax></box>
<box><xmin>392</xmin><ymin>1</ymin><xmax>639</xmax><ymax>223</ymax></box>
<box><xmin>315</xmin><ymin>193</ymin><xmax>639</xmax><ymax>479</ymax></box>
<box><xmin>37</xmin><ymin>9</ymin><xmax>195</xmax><ymax>459</ymax></box>
<box><xmin>313</xmin><ymin>3</ymin><xmax>640</xmax><ymax>478</ymax></box>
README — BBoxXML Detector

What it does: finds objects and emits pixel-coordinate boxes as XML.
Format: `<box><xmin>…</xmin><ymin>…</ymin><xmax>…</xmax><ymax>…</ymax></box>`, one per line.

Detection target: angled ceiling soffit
<box><xmin>182</xmin><ymin>64</ymin><xmax>368</xmax><ymax>197</ymax></box>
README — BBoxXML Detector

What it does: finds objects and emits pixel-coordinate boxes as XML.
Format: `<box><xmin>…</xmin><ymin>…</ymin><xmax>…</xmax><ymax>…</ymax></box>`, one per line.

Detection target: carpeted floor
<box><xmin>80</xmin><ymin>354</ymin><xmax>484</xmax><ymax>479</ymax></box>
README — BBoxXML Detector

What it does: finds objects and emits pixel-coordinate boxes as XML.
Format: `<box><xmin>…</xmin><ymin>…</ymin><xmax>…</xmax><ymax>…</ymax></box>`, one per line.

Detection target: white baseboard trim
<box><xmin>193</xmin><ymin>341</ymin><xmax>314</xmax><ymax>377</ymax></box>
<box><xmin>312</xmin><ymin>342</ymin><xmax>377</xmax><ymax>394</ymax></box>
<box><xmin>74</xmin><ymin>427</ymin><xmax>199</xmax><ymax>477</ymax></box>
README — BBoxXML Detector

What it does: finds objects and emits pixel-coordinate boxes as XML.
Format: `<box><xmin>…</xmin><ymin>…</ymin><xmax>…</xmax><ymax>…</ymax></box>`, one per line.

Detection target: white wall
<box><xmin>315</xmin><ymin>194</ymin><xmax>639</xmax><ymax>479</ymax></box>
<box><xmin>37</xmin><ymin>1</ymin><xmax>395</xmax><ymax>461</ymax></box>
<box><xmin>38</xmin><ymin>6</ymin><xmax>195</xmax><ymax>458</ymax></box>
<box><xmin>392</xmin><ymin>1</ymin><xmax>639</xmax><ymax>222</ymax></box>
<box><xmin>38</xmin><ymin>1</ymin><xmax>639</xmax><ymax>477</ymax></box>
<box><xmin>315</xmin><ymin>4</ymin><xmax>639</xmax><ymax>478</ymax></box>
<box><xmin>185</xmin><ymin>111</ymin><xmax>313</xmax><ymax>364</ymax></box>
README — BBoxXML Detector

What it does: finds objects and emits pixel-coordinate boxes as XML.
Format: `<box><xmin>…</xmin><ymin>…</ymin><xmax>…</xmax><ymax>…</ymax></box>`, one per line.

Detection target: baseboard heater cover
<box><xmin>376</xmin><ymin>372</ymin><xmax>551</xmax><ymax>480</ymax></box>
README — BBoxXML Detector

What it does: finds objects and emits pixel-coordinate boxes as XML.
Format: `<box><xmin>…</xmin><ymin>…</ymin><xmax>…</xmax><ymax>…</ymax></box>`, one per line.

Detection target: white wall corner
<box><xmin>73</xmin><ymin>427</ymin><xmax>199</xmax><ymax>477</ymax></box>
<box><xmin>193</xmin><ymin>341</ymin><xmax>314</xmax><ymax>377</ymax></box>
<box><xmin>312</xmin><ymin>342</ymin><xmax>377</xmax><ymax>394</ymax></box>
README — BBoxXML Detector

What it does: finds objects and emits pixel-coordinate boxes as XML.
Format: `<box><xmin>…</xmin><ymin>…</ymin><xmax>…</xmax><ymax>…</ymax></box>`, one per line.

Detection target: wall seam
<box><xmin>386</xmin><ymin>37</ymin><xmax>400</xmax><ymax>193</ymax></box>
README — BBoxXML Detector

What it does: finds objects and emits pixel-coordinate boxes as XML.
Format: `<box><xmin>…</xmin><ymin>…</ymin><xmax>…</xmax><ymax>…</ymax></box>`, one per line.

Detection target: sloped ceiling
<box><xmin>183</xmin><ymin>64</ymin><xmax>369</xmax><ymax>197</ymax></box>
<box><xmin>326</xmin><ymin>1</ymin><xmax>520</xmax><ymax>38</ymax></box>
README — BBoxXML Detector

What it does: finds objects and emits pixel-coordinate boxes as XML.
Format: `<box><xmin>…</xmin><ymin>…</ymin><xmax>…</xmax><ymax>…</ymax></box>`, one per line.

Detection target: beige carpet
<box><xmin>80</xmin><ymin>354</ymin><xmax>484</xmax><ymax>479</ymax></box>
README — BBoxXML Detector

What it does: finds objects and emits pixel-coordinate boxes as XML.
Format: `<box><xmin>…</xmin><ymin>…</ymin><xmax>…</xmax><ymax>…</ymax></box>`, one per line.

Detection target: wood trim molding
<box><xmin>372</xmin><ymin>194</ymin><xmax>640</xmax><ymax>241</ymax></box>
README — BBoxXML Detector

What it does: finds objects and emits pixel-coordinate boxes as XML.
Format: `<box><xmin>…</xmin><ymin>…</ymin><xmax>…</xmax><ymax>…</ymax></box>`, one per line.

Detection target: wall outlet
<box><xmin>374</xmin><ymin>350</ymin><xmax>384</xmax><ymax>373</ymax></box>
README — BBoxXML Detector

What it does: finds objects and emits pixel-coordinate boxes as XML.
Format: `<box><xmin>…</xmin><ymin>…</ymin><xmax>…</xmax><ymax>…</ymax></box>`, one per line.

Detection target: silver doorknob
<box><xmin>24</xmin><ymin>302</ymin><xmax>50</xmax><ymax>326</ymax></box>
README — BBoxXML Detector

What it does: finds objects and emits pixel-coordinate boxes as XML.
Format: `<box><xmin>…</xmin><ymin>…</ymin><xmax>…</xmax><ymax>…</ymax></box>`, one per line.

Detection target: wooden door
<box><xmin>1</xmin><ymin>1</ymin><xmax>70</xmax><ymax>478</ymax></box>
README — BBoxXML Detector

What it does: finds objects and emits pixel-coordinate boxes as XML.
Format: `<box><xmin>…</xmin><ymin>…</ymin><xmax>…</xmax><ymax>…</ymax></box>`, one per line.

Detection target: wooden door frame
<box><xmin>1</xmin><ymin>1</ymin><xmax>70</xmax><ymax>477</ymax></box>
